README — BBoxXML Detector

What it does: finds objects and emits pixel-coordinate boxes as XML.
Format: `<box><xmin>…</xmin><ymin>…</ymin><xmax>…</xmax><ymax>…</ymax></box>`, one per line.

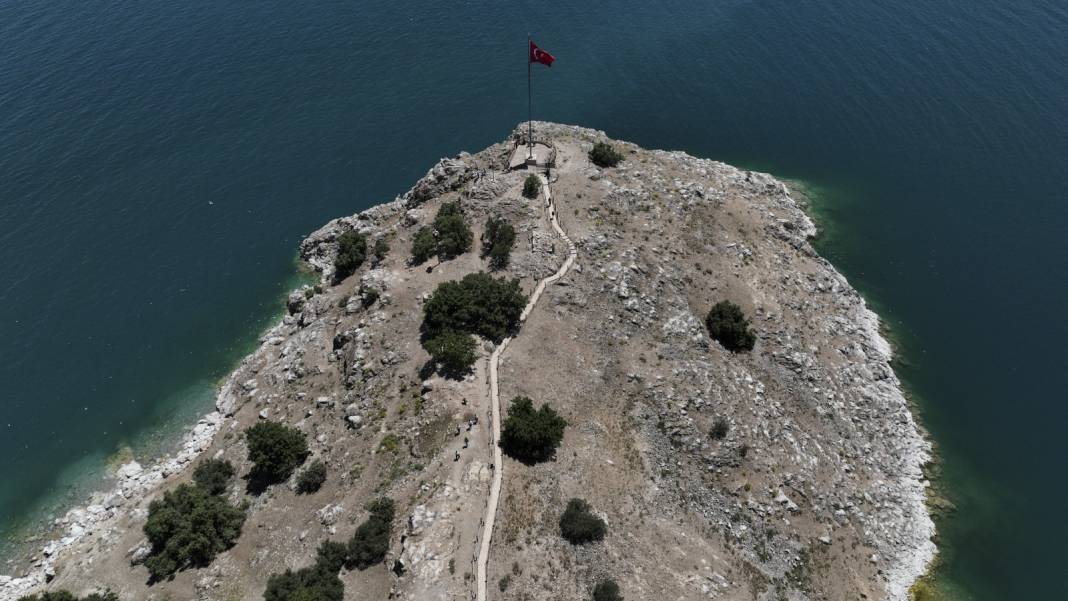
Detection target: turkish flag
<box><xmin>529</xmin><ymin>40</ymin><xmax>555</xmax><ymax>67</ymax></box>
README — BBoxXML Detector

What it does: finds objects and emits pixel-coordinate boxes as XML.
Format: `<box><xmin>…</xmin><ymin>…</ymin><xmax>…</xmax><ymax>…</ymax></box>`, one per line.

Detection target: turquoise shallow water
<box><xmin>2</xmin><ymin>1</ymin><xmax>1067</xmax><ymax>597</ymax></box>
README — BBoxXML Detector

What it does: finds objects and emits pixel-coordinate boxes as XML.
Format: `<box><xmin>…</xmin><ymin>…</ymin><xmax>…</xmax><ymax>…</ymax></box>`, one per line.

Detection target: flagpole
<box><xmin>527</xmin><ymin>34</ymin><xmax>533</xmax><ymax>160</ymax></box>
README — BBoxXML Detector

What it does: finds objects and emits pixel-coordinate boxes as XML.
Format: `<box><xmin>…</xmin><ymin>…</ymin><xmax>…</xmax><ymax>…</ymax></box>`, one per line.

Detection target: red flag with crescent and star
<box><xmin>529</xmin><ymin>40</ymin><xmax>555</xmax><ymax>67</ymax></box>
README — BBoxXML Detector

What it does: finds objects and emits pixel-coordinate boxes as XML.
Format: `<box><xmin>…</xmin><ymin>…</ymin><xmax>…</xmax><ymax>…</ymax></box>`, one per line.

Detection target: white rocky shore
<box><xmin>2</xmin><ymin>123</ymin><xmax>936</xmax><ymax>601</ymax></box>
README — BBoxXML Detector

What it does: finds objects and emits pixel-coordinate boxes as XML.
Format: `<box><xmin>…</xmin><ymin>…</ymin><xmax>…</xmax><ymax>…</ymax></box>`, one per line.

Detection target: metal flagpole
<box><xmin>527</xmin><ymin>35</ymin><xmax>533</xmax><ymax>160</ymax></box>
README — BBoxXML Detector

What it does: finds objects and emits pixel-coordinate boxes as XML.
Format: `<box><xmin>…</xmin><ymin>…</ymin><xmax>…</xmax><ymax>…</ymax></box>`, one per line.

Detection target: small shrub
<box><xmin>710</xmin><ymin>417</ymin><xmax>730</xmax><ymax>440</ymax></box>
<box><xmin>589</xmin><ymin>142</ymin><xmax>623</xmax><ymax>168</ymax></box>
<box><xmin>422</xmin><ymin>272</ymin><xmax>526</xmax><ymax>344</ymax></box>
<box><xmin>522</xmin><ymin>174</ymin><xmax>541</xmax><ymax>199</ymax></box>
<box><xmin>559</xmin><ymin>498</ymin><xmax>606</xmax><ymax>545</ymax></box>
<box><xmin>296</xmin><ymin>460</ymin><xmax>327</xmax><ymax>494</ymax></box>
<box><xmin>410</xmin><ymin>227</ymin><xmax>437</xmax><ymax>265</ymax></box>
<box><xmin>498</xmin><ymin>575</ymin><xmax>512</xmax><ymax>592</ymax></box>
<box><xmin>500</xmin><ymin>397</ymin><xmax>567</xmax><ymax>464</ymax></box>
<box><xmin>421</xmin><ymin>330</ymin><xmax>478</xmax><ymax>376</ymax></box>
<box><xmin>482</xmin><ymin>217</ymin><xmax>517</xmax><ymax>270</ymax></box>
<box><xmin>333</xmin><ymin>231</ymin><xmax>368</xmax><ymax>283</ymax></box>
<box><xmin>705</xmin><ymin>300</ymin><xmax>756</xmax><ymax>352</ymax></box>
<box><xmin>245</xmin><ymin>421</ymin><xmax>309</xmax><ymax>490</ymax></box>
<box><xmin>315</xmin><ymin>540</ymin><xmax>349</xmax><ymax>574</ymax></box>
<box><xmin>592</xmin><ymin>579</ymin><xmax>623</xmax><ymax>601</ymax></box>
<box><xmin>372</xmin><ymin>238</ymin><xmax>390</xmax><ymax>263</ymax></box>
<box><xmin>192</xmin><ymin>459</ymin><xmax>235</xmax><ymax>496</ymax></box>
<box><xmin>346</xmin><ymin>498</ymin><xmax>395</xmax><ymax>570</ymax></box>
<box><xmin>18</xmin><ymin>592</ymin><xmax>119</xmax><ymax>601</ymax></box>
<box><xmin>142</xmin><ymin>483</ymin><xmax>246</xmax><ymax>579</ymax></box>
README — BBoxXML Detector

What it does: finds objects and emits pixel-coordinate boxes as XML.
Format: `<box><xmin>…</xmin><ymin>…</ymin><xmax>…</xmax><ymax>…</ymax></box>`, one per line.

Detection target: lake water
<box><xmin>2</xmin><ymin>1</ymin><xmax>1066</xmax><ymax>598</ymax></box>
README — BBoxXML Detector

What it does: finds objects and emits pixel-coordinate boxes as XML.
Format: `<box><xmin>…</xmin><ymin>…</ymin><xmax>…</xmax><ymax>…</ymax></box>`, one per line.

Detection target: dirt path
<box><xmin>476</xmin><ymin>172</ymin><xmax>576</xmax><ymax>601</ymax></box>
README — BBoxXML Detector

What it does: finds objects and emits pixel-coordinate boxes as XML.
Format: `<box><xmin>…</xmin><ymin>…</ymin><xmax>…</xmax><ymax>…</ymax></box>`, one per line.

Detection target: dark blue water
<box><xmin>2</xmin><ymin>1</ymin><xmax>1066</xmax><ymax>597</ymax></box>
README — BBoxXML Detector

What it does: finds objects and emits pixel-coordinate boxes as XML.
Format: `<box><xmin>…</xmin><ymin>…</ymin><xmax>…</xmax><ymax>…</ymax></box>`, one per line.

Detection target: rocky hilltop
<box><xmin>2</xmin><ymin>123</ymin><xmax>934</xmax><ymax>601</ymax></box>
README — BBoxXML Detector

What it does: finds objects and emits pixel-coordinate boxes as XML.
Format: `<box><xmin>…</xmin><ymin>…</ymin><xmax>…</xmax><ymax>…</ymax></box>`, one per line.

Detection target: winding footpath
<box><xmin>476</xmin><ymin>172</ymin><xmax>576</xmax><ymax>601</ymax></box>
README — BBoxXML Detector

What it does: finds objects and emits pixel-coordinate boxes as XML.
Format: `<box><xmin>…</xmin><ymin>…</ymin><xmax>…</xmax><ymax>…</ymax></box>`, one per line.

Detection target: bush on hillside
<box><xmin>421</xmin><ymin>330</ymin><xmax>478</xmax><ymax>377</ymax></box>
<box><xmin>410</xmin><ymin>226</ymin><xmax>437</xmax><ymax>265</ymax></box>
<box><xmin>499</xmin><ymin>396</ymin><xmax>567</xmax><ymax>464</ymax></box>
<box><xmin>333</xmin><ymin>231</ymin><xmax>368</xmax><ymax>283</ymax></box>
<box><xmin>264</xmin><ymin>564</ymin><xmax>343</xmax><ymax>601</ymax></box>
<box><xmin>522</xmin><ymin>174</ymin><xmax>541</xmax><ymax>199</ymax></box>
<box><xmin>346</xmin><ymin>498</ymin><xmax>395</xmax><ymax>570</ymax></box>
<box><xmin>263</xmin><ymin>539</ymin><xmax>350</xmax><ymax>601</ymax></box>
<box><xmin>18</xmin><ymin>592</ymin><xmax>119</xmax><ymax>601</ymax></box>
<box><xmin>481</xmin><ymin>217</ymin><xmax>517</xmax><ymax>270</ymax></box>
<box><xmin>245</xmin><ymin>421</ymin><xmax>309</xmax><ymax>491</ymax></box>
<box><xmin>192</xmin><ymin>459</ymin><xmax>235</xmax><ymax>496</ymax></box>
<box><xmin>710</xmin><ymin>417</ymin><xmax>730</xmax><ymax>440</ymax></box>
<box><xmin>421</xmin><ymin>272</ymin><xmax>526</xmax><ymax>344</ymax></box>
<box><xmin>372</xmin><ymin>238</ymin><xmax>390</xmax><ymax>264</ymax></box>
<box><xmin>142</xmin><ymin>483</ymin><xmax>246</xmax><ymax>580</ymax></box>
<box><xmin>409</xmin><ymin>201</ymin><xmax>473</xmax><ymax>265</ymax></box>
<box><xmin>705</xmin><ymin>300</ymin><xmax>756</xmax><ymax>352</ymax></box>
<box><xmin>592</xmin><ymin>579</ymin><xmax>623</xmax><ymax>601</ymax></box>
<box><xmin>559</xmin><ymin>498</ymin><xmax>606</xmax><ymax>545</ymax></box>
<box><xmin>589</xmin><ymin>142</ymin><xmax>623</xmax><ymax>168</ymax></box>
<box><xmin>296</xmin><ymin>460</ymin><xmax>327</xmax><ymax>494</ymax></box>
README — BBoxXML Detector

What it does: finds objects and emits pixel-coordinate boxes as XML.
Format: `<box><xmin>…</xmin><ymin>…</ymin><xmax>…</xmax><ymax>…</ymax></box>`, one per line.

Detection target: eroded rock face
<box><xmin>6</xmin><ymin>123</ymin><xmax>932</xmax><ymax>601</ymax></box>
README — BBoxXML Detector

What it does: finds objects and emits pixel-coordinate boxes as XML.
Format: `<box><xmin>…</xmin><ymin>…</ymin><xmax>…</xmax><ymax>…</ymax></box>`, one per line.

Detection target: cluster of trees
<box><xmin>142</xmin><ymin>462</ymin><xmax>246</xmax><ymax>580</ymax></box>
<box><xmin>264</xmin><ymin>498</ymin><xmax>394</xmax><ymax>601</ymax></box>
<box><xmin>420</xmin><ymin>272</ymin><xmax>526</xmax><ymax>375</ymax></box>
<box><xmin>559</xmin><ymin>498</ymin><xmax>607</xmax><ymax>545</ymax></box>
<box><xmin>589</xmin><ymin>142</ymin><xmax>623</xmax><ymax>168</ymax></box>
<box><xmin>592</xmin><ymin>579</ymin><xmax>623</xmax><ymax>601</ymax></box>
<box><xmin>139</xmin><ymin>421</ymin><xmax>315</xmax><ymax>580</ymax></box>
<box><xmin>481</xmin><ymin>216</ymin><xmax>516</xmax><ymax>270</ymax></box>
<box><xmin>705</xmin><ymin>300</ymin><xmax>756</xmax><ymax>352</ymax></box>
<box><xmin>411</xmin><ymin>201</ymin><xmax>473</xmax><ymax>265</ymax></box>
<box><xmin>18</xmin><ymin>592</ymin><xmax>118</xmax><ymax>601</ymax></box>
<box><xmin>499</xmin><ymin>396</ymin><xmax>567</xmax><ymax>464</ymax></box>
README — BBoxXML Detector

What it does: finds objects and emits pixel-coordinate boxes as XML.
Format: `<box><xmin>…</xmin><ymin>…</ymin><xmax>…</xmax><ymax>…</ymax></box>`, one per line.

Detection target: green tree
<box><xmin>559</xmin><ymin>498</ymin><xmax>606</xmax><ymax>545</ymax></box>
<box><xmin>410</xmin><ymin>226</ymin><xmax>437</xmax><ymax>265</ymax></box>
<box><xmin>499</xmin><ymin>396</ymin><xmax>567</xmax><ymax>464</ymax></box>
<box><xmin>192</xmin><ymin>458</ymin><xmax>235</xmax><ymax>496</ymax></box>
<box><xmin>245</xmin><ymin>421</ymin><xmax>309</xmax><ymax>491</ymax></box>
<box><xmin>142</xmin><ymin>484</ymin><xmax>246</xmax><ymax>580</ymax></box>
<box><xmin>296</xmin><ymin>460</ymin><xmax>327</xmax><ymax>495</ymax></box>
<box><xmin>482</xmin><ymin>217</ymin><xmax>517</xmax><ymax>270</ymax></box>
<box><xmin>264</xmin><ymin>564</ymin><xmax>343</xmax><ymax>601</ymax></box>
<box><xmin>421</xmin><ymin>330</ymin><xmax>478</xmax><ymax>376</ymax></box>
<box><xmin>522</xmin><ymin>174</ymin><xmax>541</xmax><ymax>199</ymax></box>
<box><xmin>592</xmin><ymin>579</ymin><xmax>623</xmax><ymax>601</ymax></box>
<box><xmin>333</xmin><ymin>231</ymin><xmax>367</xmax><ymax>283</ymax></box>
<box><xmin>371</xmin><ymin>238</ymin><xmax>390</xmax><ymax>264</ymax></box>
<box><xmin>346</xmin><ymin>498</ymin><xmax>395</xmax><ymax>570</ymax></box>
<box><xmin>705</xmin><ymin>300</ymin><xmax>756</xmax><ymax>352</ymax></box>
<box><xmin>409</xmin><ymin>202</ymin><xmax>473</xmax><ymax>265</ymax></box>
<box><xmin>422</xmin><ymin>272</ymin><xmax>526</xmax><ymax>344</ymax></box>
<box><xmin>589</xmin><ymin>142</ymin><xmax>623</xmax><ymax>168</ymax></box>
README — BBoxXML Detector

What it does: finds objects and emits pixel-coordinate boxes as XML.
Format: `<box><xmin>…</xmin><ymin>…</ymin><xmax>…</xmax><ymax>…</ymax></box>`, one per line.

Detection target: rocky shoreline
<box><xmin>2</xmin><ymin>123</ymin><xmax>935</xmax><ymax>601</ymax></box>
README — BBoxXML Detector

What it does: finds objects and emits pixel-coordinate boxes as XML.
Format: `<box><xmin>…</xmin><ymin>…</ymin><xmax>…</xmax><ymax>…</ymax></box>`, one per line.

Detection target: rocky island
<box><xmin>2</xmin><ymin>123</ymin><xmax>935</xmax><ymax>601</ymax></box>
